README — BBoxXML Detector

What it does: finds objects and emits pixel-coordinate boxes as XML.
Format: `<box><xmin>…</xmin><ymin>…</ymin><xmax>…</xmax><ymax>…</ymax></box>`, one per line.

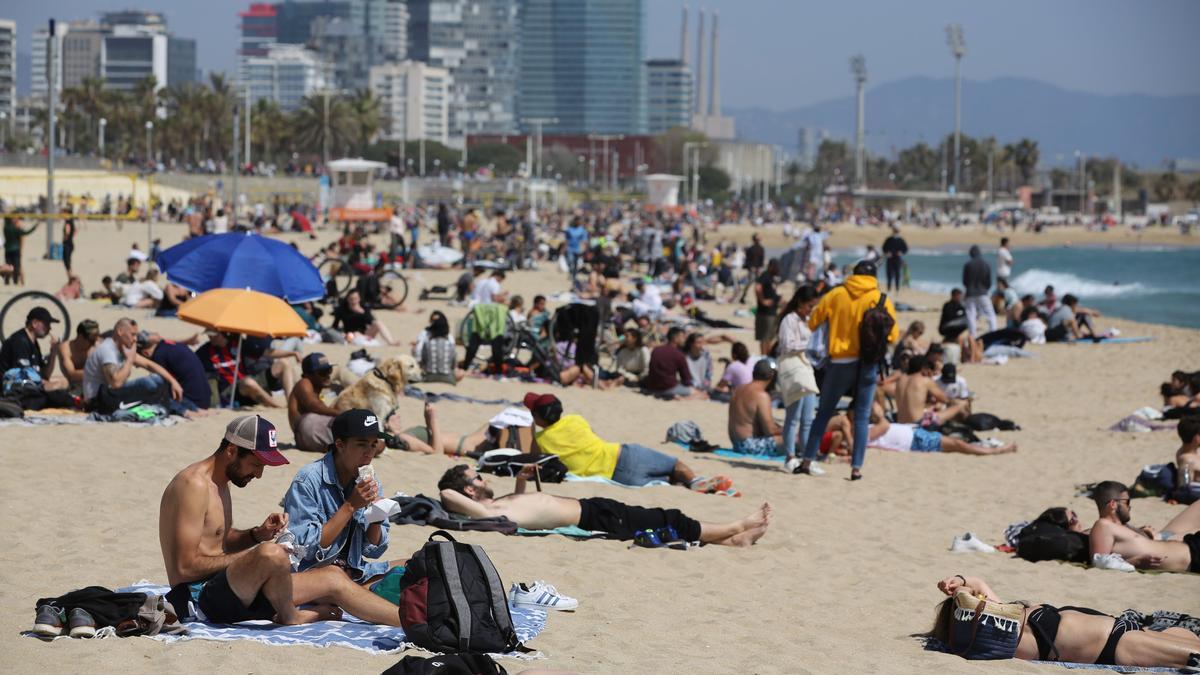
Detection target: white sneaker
<box><xmin>509</xmin><ymin>581</ymin><xmax>578</xmax><ymax>611</ymax></box>
<box><xmin>1092</xmin><ymin>553</ymin><xmax>1136</xmax><ymax>572</ymax></box>
<box><xmin>950</xmin><ymin>532</ymin><xmax>996</xmax><ymax>553</ymax></box>
<box><xmin>784</xmin><ymin>457</ymin><xmax>802</xmax><ymax>474</ymax></box>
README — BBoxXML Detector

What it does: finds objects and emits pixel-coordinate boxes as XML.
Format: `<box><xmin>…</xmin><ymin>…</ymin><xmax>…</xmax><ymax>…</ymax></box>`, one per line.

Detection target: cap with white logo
<box><xmin>331</xmin><ymin>408</ymin><xmax>394</xmax><ymax>442</ymax></box>
<box><xmin>224</xmin><ymin>415</ymin><xmax>289</xmax><ymax>466</ymax></box>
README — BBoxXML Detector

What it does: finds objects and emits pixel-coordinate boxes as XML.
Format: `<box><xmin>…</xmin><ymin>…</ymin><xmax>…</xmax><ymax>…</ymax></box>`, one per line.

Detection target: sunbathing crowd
<box><xmin>10</xmin><ymin>208</ymin><xmax>1199</xmax><ymax>671</ymax></box>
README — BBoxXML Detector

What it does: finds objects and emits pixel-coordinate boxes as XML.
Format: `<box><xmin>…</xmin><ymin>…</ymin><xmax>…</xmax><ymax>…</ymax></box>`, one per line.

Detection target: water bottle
<box><xmin>274</xmin><ymin>531</ymin><xmax>307</xmax><ymax>570</ymax></box>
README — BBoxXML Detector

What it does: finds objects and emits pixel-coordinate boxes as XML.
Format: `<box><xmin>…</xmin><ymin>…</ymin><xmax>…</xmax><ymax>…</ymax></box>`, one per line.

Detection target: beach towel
<box><xmin>0</xmin><ymin>412</ymin><xmax>180</xmax><ymax>428</ymax></box>
<box><xmin>472</xmin><ymin>304</ymin><xmax>509</xmax><ymax>341</ymax></box>
<box><xmin>1075</xmin><ymin>337</ymin><xmax>1153</xmax><ymax>345</ymax></box>
<box><xmin>516</xmin><ymin>525</ymin><xmax>607</xmax><ymax>538</ymax></box>
<box><xmin>108</xmin><ymin>582</ymin><xmax>546</xmax><ymax>658</ymax></box>
<box><xmin>564</xmin><ymin>474</ymin><xmax>670</xmax><ymax>488</ymax></box>
<box><xmin>673</xmin><ymin>438</ymin><xmax>787</xmax><ymax>463</ymax></box>
<box><xmin>1108</xmin><ymin>415</ymin><xmax>1177</xmax><ymax>433</ymax></box>
<box><xmin>404</xmin><ymin>386</ymin><xmax>521</xmax><ymax>407</ymax></box>
<box><xmin>923</xmin><ymin>638</ymin><xmax>1180</xmax><ymax>672</ymax></box>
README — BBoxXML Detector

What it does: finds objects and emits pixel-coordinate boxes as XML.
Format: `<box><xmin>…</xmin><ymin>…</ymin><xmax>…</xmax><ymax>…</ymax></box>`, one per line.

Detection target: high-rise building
<box><xmin>516</xmin><ymin>0</ymin><xmax>646</xmax><ymax>136</ymax></box>
<box><xmin>103</xmin><ymin>26</ymin><xmax>169</xmax><ymax>91</ymax></box>
<box><xmin>0</xmin><ymin>18</ymin><xmax>13</xmax><ymax>137</ymax></box>
<box><xmin>238</xmin><ymin>3</ymin><xmax>278</xmax><ymax>82</ymax></box>
<box><xmin>370</xmin><ymin>60</ymin><xmax>450</xmax><ymax>145</ymax></box>
<box><xmin>645</xmin><ymin>59</ymin><xmax>691</xmax><ymax>134</ymax></box>
<box><xmin>244</xmin><ymin>43</ymin><xmax>332</xmax><ymax>111</ymax></box>
<box><xmin>61</xmin><ymin>21</ymin><xmax>105</xmax><ymax>88</ymax></box>
<box><xmin>274</xmin><ymin>0</ymin><xmax>350</xmax><ymax>44</ymax></box>
<box><xmin>407</xmin><ymin>0</ymin><xmax>519</xmax><ymax>142</ymax></box>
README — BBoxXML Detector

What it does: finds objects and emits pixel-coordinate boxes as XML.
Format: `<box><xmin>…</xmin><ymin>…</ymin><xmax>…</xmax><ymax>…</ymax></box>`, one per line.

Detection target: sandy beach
<box><xmin>1</xmin><ymin>217</ymin><xmax>1197</xmax><ymax>674</ymax></box>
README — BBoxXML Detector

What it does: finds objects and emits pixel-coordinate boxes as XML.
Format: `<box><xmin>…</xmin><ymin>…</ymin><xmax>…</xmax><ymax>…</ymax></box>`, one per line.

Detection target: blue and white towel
<box><xmin>564</xmin><ymin>474</ymin><xmax>669</xmax><ymax>488</ymax></box>
<box><xmin>113</xmin><ymin>582</ymin><xmax>546</xmax><ymax>658</ymax></box>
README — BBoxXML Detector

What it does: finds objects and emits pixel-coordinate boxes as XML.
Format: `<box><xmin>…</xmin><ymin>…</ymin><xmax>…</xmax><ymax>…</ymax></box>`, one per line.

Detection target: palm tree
<box><xmin>292</xmin><ymin>92</ymin><xmax>352</xmax><ymax>164</ymax></box>
<box><xmin>347</xmin><ymin>88</ymin><xmax>382</xmax><ymax>154</ymax></box>
<box><xmin>1002</xmin><ymin>139</ymin><xmax>1039</xmax><ymax>186</ymax></box>
<box><xmin>1152</xmin><ymin>172</ymin><xmax>1178</xmax><ymax>203</ymax></box>
<box><xmin>251</xmin><ymin>98</ymin><xmax>288</xmax><ymax>164</ymax></box>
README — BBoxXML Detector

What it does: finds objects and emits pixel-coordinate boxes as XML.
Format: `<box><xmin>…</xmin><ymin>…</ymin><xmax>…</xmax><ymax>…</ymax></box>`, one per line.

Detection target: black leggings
<box><xmin>885</xmin><ymin>257</ymin><xmax>902</xmax><ymax>291</ymax></box>
<box><xmin>577</xmin><ymin>496</ymin><xmax>702</xmax><ymax>541</ymax></box>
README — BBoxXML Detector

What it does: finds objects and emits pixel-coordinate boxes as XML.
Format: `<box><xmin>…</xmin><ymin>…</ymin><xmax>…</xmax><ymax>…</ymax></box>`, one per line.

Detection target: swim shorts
<box><xmin>910</xmin><ymin>428</ymin><xmax>943</xmax><ymax>452</ymax></box>
<box><xmin>1184</xmin><ymin>532</ymin><xmax>1200</xmax><ymax>574</ymax></box>
<box><xmin>200</xmin><ymin>570</ymin><xmax>276</xmax><ymax>623</ymax></box>
<box><xmin>731</xmin><ymin>436</ymin><xmax>783</xmax><ymax>457</ymax></box>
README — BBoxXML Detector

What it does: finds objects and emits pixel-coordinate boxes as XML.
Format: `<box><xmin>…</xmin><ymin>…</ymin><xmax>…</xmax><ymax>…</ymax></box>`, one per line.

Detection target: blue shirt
<box><xmin>565</xmin><ymin>225</ymin><xmax>587</xmax><ymax>254</ymax></box>
<box><xmin>283</xmin><ymin>452</ymin><xmax>390</xmax><ymax>582</ymax></box>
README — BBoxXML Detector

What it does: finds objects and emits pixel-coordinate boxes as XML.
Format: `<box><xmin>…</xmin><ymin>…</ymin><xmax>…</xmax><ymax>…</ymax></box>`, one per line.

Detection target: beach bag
<box><xmin>382</xmin><ymin>653</ymin><xmax>507</xmax><ymax>675</ymax></box>
<box><xmin>3</xmin><ymin>365</ymin><xmax>44</xmax><ymax>399</ymax></box>
<box><xmin>398</xmin><ymin>531</ymin><xmax>520</xmax><ymax>654</ymax></box>
<box><xmin>948</xmin><ymin>590</ymin><xmax>1025</xmax><ymax>660</ymax></box>
<box><xmin>665</xmin><ymin>420</ymin><xmax>703</xmax><ymax>445</ymax></box>
<box><xmin>806</xmin><ymin>322</ymin><xmax>829</xmax><ymax>370</ymax></box>
<box><xmin>1131</xmin><ymin>463</ymin><xmax>1176</xmax><ymax>498</ymax></box>
<box><xmin>1015</xmin><ymin>520</ymin><xmax>1089</xmax><ymax>563</ymax></box>
<box><xmin>477</xmin><ymin>451</ymin><xmax>567</xmax><ymax>483</ymax></box>
<box><xmin>858</xmin><ymin>294</ymin><xmax>894</xmax><ymax>366</ymax></box>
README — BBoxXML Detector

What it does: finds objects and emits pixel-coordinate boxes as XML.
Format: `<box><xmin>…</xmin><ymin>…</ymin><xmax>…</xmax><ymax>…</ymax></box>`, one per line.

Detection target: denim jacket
<box><xmin>283</xmin><ymin>452</ymin><xmax>390</xmax><ymax>581</ymax></box>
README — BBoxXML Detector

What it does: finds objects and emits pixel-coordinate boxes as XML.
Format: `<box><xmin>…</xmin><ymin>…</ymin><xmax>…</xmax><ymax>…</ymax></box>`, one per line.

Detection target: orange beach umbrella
<box><xmin>177</xmin><ymin>289</ymin><xmax>308</xmax><ymax>408</ymax></box>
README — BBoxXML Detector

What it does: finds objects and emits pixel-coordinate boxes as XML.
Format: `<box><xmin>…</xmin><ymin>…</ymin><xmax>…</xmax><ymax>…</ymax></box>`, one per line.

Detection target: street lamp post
<box><xmin>98</xmin><ymin>117</ymin><xmax>106</xmax><ymax>157</ymax></box>
<box><xmin>946</xmin><ymin>24</ymin><xmax>966</xmax><ymax>194</ymax></box>
<box><xmin>145</xmin><ymin>120</ymin><xmax>154</xmax><ymax>167</ymax></box>
<box><xmin>588</xmin><ymin>133</ymin><xmax>624</xmax><ymax>192</ymax></box>
<box><xmin>522</xmin><ymin>117</ymin><xmax>558</xmax><ymax>178</ymax></box>
<box><xmin>850</xmin><ymin>55</ymin><xmax>867</xmax><ymax>189</ymax></box>
<box><xmin>231</xmin><ymin>105</ymin><xmax>239</xmax><ymax>228</ymax></box>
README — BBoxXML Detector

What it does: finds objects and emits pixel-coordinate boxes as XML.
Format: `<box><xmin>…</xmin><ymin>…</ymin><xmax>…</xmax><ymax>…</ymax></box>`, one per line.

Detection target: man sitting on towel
<box><xmin>727</xmin><ymin>358</ymin><xmax>784</xmax><ymax>455</ymax></box>
<box><xmin>159</xmin><ymin>415</ymin><xmax>402</xmax><ymax>626</ymax></box>
<box><xmin>438</xmin><ymin>464</ymin><xmax>770</xmax><ymax>547</ymax></box>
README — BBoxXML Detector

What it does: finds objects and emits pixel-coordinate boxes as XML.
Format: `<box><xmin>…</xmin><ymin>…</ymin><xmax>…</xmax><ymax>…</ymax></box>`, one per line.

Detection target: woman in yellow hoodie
<box><xmin>795</xmin><ymin>260</ymin><xmax>899</xmax><ymax>480</ymax></box>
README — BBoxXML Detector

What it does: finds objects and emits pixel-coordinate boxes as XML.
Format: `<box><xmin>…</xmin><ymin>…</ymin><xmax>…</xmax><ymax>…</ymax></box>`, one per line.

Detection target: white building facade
<box><xmin>369</xmin><ymin>60</ymin><xmax>450</xmax><ymax>145</ymax></box>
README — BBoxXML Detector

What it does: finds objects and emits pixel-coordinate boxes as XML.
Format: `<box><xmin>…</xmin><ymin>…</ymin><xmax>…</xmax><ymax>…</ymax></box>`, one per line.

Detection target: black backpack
<box><xmin>1016</xmin><ymin>520</ymin><xmax>1089</xmax><ymax>563</ymax></box>
<box><xmin>399</xmin><ymin>531</ymin><xmax>520</xmax><ymax>654</ymax></box>
<box><xmin>477</xmin><ymin>452</ymin><xmax>568</xmax><ymax>483</ymax></box>
<box><xmin>381</xmin><ymin>653</ymin><xmax>507</xmax><ymax>675</ymax></box>
<box><xmin>859</xmin><ymin>293</ymin><xmax>895</xmax><ymax>366</ymax></box>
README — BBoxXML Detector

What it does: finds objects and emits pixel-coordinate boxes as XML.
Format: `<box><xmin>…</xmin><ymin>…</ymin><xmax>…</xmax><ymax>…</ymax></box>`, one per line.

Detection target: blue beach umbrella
<box><xmin>157</xmin><ymin>232</ymin><xmax>325</xmax><ymax>303</ymax></box>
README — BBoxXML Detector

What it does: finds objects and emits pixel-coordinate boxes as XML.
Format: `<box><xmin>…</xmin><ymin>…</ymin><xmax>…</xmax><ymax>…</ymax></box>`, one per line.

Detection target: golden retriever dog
<box><xmin>396</xmin><ymin>353</ymin><xmax>423</xmax><ymax>383</ymax></box>
<box><xmin>334</xmin><ymin>357</ymin><xmax>409</xmax><ymax>420</ymax></box>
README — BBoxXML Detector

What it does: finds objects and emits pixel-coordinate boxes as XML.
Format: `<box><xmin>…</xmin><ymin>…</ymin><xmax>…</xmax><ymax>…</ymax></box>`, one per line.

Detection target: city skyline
<box><xmin>3</xmin><ymin>0</ymin><xmax>1197</xmax><ymax>111</ymax></box>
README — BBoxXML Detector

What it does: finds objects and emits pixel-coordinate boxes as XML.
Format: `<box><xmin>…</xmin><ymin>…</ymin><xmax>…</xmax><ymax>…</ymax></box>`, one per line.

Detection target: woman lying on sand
<box><xmin>931</xmin><ymin>574</ymin><xmax>1200</xmax><ymax>669</ymax></box>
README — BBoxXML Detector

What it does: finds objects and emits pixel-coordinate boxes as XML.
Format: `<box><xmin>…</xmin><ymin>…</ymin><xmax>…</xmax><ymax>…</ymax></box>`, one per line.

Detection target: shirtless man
<box><xmin>438</xmin><ymin>464</ymin><xmax>770</xmax><ymax>548</ymax></box>
<box><xmin>727</xmin><ymin>358</ymin><xmax>783</xmax><ymax>455</ymax></box>
<box><xmin>1087</xmin><ymin>481</ymin><xmax>1200</xmax><ymax>574</ymax></box>
<box><xmin>288</xmin><ymin>353</ymin><xmax>341</xmax><ymax>452</ymax></box>
<box><xmin>159</xmin><ymin>415</ymin><xmax>402</xmax><ymax>625</ymax></box>
<box><xmin>1174</xmin><ymin>417</ymin><xmax>1199</xmax><ymax>491</ymax></box>
<box><xmin>57</xmin><ymin>319</ymin><xmax>100</xmax><ymax>391</ymax></box>
<box><xmin>895</xmin><ymin>355</ymin><xmax>969</xmax><ymax>427</ymax></box>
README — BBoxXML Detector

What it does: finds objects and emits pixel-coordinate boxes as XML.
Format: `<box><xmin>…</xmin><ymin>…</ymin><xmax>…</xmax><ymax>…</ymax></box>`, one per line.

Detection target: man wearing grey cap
<box><xmin>160</xmin><ymin>415</ymin><xmax>403</xmax><ymax>627</ymax></box>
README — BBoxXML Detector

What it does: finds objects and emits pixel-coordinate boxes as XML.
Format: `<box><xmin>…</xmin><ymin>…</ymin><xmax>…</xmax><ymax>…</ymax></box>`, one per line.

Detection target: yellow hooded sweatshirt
<box><xmin>807</xmin><ymin>274</ymin><xmax>899</xmax><ymax>360</ymax></box>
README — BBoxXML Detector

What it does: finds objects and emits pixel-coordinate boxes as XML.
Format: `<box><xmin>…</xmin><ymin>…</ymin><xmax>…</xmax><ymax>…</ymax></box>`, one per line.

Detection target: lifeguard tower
<box><xmin>326</xmin><ymin>158</ymin><xmax>390</xmax><ymax>222</ymax></box>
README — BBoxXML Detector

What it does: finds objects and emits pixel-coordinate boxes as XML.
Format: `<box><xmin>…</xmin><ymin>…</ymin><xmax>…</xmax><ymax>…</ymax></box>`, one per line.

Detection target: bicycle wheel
<box><xmin>377</xmin><ymin>269</ymin><xmax>409</xmax><ymax>309</ymax></box>
<box><xmin>0</xmin><ymin>290</ymin><xmax>72</xmax><ymax>343</ymax></box>
<box><xmin>318</xmin><ymin>258</ymin><xmax>355</xmax><ymax>301</ymax></box>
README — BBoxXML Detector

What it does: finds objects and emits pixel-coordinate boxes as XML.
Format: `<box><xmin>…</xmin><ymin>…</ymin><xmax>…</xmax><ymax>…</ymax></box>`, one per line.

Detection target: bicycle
<box><xmin>317</xmin><ymin>256</ymin><xmax>410</xmax><ymax>310</ymax></box>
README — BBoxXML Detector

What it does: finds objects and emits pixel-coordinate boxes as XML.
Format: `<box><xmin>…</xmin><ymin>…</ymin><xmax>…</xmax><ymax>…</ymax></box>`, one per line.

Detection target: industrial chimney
<box><xmin>680</xmin><ymin>4</ymin><xmax>689</xmax><ymax>65</ymax></box>
<box><xmin>695</xmin><ymin>8</ymin><xmax>707</xmax><ymax>116</ymax></box>
<box><xmin>708</xmin><ymin>11</ymin><xmax>720</xmax><ymax>117</ymax></box>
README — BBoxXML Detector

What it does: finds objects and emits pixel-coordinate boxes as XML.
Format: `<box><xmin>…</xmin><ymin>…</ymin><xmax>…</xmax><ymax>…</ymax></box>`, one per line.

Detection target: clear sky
<box><xmin>5</xmin><ymin>0</ymin><xmax>1198</xmax><ymax>109</ymax></box>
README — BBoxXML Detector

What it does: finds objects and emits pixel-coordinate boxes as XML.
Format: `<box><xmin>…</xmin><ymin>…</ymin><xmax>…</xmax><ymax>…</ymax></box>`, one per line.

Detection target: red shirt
<box><xmin>642</xmin><ymin>344</ymin><xmax>692</xmax><ymax>391</ymax></box>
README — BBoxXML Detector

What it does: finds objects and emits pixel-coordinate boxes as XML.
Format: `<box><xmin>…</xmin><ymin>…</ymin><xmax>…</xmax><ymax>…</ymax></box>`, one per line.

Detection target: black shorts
<box><xmin>198</xmin><ymin>570</ymin><xmax>277</xmax><ymax>623</ymax></box>
<box><xmin>1184</xmin><ymin>532</ymin><xmax>1200</xmax><ymax>574</ymax></box>
<box><xmin>754</xmin><ymin>312</ymin><xmax>777</xmax><ymax>341</ymax></box>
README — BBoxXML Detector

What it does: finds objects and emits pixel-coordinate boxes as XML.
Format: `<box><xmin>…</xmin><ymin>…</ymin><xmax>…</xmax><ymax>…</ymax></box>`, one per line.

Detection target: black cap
<box><xmin>940</xmin><ymin>363</ymin><xmax>957</xmax><ymax>383</ymax></box>
<box><xmin>302</xmin><ymin>352</ymin><xmax>333</xmax><ymax>375</ymax></box>
<box><xmin>331</xmin><ymin>409</ymin><xmax>393</xmax><ymax>442</ymax></box>
<box><xmin>853</xmin><ymin>260</ymin><xmax>877</xmax><ymax>277</ymax></box>
<box><xmin>27</xmin><ymin>307</ymin><xmax>59</xmax><ymax>325</ymax></box>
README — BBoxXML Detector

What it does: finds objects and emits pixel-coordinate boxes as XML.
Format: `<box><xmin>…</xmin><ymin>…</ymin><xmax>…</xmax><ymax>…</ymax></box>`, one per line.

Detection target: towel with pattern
<box><xmin>108</xmin><ymin>582</ymin><xmax>547</xmax><ymax>658</ymax></box>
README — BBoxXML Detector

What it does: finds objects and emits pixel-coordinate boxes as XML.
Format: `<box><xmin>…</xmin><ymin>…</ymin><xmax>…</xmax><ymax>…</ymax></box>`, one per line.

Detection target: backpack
<box><xmin>398</xmin><ymin>531</ymin><xmax>521</xmax><ymax>654</ymax></box>
<box><xmin>858</xmin><ymin>293</ymin><xmax>894</xmax><ymax>366</ymax></box>
<box><xmin>382</xmin><ymin>653</ymin><xmax>507</xmax><ymax>675</ymax></box>
<box><xmin>1015</xmin><ymin>520</ymin><xmax>1089</xmax><ymax>563</ymax></box>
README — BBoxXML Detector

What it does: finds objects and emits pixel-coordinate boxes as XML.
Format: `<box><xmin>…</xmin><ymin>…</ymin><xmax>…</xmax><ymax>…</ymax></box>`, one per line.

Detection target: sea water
<box><xmin>831</xmin><ymin>246</ymin><xmax>1200</xmax><ymax>330</ymax></box>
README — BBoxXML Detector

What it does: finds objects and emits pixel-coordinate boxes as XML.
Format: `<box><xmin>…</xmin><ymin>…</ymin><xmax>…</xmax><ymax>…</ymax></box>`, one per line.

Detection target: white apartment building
<box><xmin>369</xmin><ymin>60</ymin><xmax>450</xmax><ymax>145</ymax></box>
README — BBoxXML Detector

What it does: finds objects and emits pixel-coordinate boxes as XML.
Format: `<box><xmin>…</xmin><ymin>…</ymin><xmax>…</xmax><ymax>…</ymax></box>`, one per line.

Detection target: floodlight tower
<box><xmin>850</xmin><ymin>54</ymin><xmax>867</xmax><ymax>189</ymax></box>
<box><xmin>946</xmin><ymin>23</ymin><xmax>966</xmax><ymax>193</ymax></box>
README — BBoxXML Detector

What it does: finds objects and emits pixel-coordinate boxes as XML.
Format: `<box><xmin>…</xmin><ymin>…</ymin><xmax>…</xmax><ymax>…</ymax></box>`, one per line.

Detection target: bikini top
<box><xmin>1026</xmin><ymin>604</ymin><xmax>1112</xmax><ymax>661</ymax></box>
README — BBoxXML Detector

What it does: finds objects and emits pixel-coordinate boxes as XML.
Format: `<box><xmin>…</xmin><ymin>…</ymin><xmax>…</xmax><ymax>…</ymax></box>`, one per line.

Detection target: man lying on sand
<box><xmin>438</xmin><ymin>464</ymin><xmax>769</xmax><ymax>547</ymax></box>
<box><xmin>525</xmin><ymin>392</ymin><xmax>738</xmax><ymax>495</ymax></box>
<box><xmin>895</xmin><ymin>355</ymin><xmax>970</xmax><ymax>427</ymax></box>
<box><xmin>1088</xmin><ymin>481</ymin><xmax>1200</xmax><ymax>574</ymax></box>
<box><xmin>820</xmin><ymin>409</ymin><xmax>1016</xmax><ymax>456</ymax></box>
<box><xmin>727</xmin><ymin>358</ymin><xmax>783</xmax><ymax>455</ymax></box>
<box><xmin>160</xmin><ymin>415</ymin><xmax>401</xmax><ymax>626</ymax></box>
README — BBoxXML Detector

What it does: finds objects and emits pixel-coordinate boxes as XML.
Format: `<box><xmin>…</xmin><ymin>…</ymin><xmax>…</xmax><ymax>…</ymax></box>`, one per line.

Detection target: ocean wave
<box><xmin>910</xmin><ymin>280</ymin><xmax>955</xmax><ymax>295</ymax></box>
<box><xmin>1009</xmin><ymin>269</ymin><xmax>1157</xmax><ymax>298</ymax></box>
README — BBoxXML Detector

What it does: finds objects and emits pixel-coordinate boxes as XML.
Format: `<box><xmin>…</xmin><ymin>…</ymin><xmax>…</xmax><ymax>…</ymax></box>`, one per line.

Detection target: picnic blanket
<box><xmin>112</xmin><ymin>582</ymin><xmax>547</xmax><ymax>658</ymax></box>
<box><xmin>0</xmin><ymin>413</ymin><xmax>180</xmax><ymax>428</ymax></box>
<box><xmin>1075</xmin><ymin>336</ymin><xmax>1154</xmax><ymax>345</ymax></box>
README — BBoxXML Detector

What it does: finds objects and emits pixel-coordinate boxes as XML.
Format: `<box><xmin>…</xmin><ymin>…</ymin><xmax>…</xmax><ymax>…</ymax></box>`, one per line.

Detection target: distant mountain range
<box><xmin>728</xmin><ymin>76</ymin><xmax>1200</xmax><ymax>169</ymax></box>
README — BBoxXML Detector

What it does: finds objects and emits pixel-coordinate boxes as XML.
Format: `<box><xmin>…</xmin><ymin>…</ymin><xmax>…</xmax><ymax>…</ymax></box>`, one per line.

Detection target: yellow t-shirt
<box><xmin>534</xmin><ymin>414</ymin><xmax>620</xmax><ymax>479</ymax></box>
